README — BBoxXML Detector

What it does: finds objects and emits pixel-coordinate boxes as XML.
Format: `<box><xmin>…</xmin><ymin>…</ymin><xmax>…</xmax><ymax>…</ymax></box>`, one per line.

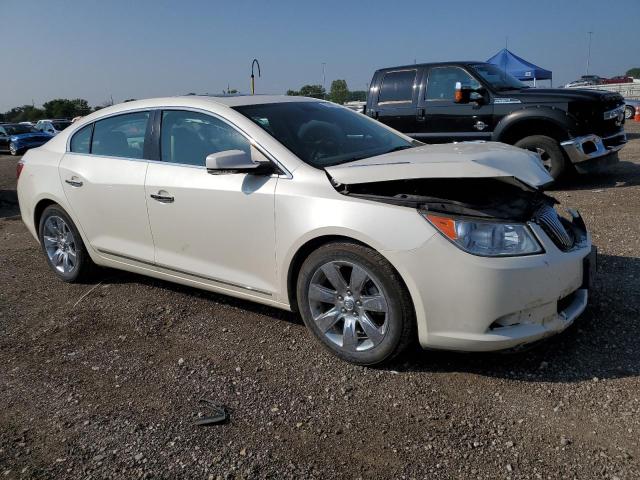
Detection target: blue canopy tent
<box><xmin>486</xmin><ymin>48</ymin><xmax>552</xmax><ymax>87</ymax></box>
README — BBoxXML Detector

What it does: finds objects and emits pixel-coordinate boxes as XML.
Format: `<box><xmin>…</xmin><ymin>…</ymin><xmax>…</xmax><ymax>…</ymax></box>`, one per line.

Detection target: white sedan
<box><xmin>17</xmin><ymin>95</ymin><xmax>595</xmax><ymax>365</ymax></box>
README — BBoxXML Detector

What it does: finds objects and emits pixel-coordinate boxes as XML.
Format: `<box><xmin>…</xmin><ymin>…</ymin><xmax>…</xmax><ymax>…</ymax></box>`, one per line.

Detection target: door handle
<box><xmin>150</xmin><ymin>193</ymin><xmax>174</xmax><ymax>203</ymax></box>
<box><xmin>65</xmin><ymin>178</ymin><xmax>83</xmax><ymax>187</ymax></box>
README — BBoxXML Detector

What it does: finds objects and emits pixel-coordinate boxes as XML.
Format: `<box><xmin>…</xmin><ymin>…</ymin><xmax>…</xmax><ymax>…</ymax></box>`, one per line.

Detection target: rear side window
<box><xmin>70</xmin><ymin>124</ymin><xmax>93</xmax><ymax>153</ymax></box>
<box><xmin>160</xmin><ymin>110</ymin><xmax>250</xmax><ymax>166</ymax></box>
<box><xmin>378</xmin><ymin>70</ymin><xmax>417</xmax><ymax>104</ymax></box>
<box><xmin>91</xmin><ymin>112</ymin><xmax>149</xmax><ymax>159</ymax></box>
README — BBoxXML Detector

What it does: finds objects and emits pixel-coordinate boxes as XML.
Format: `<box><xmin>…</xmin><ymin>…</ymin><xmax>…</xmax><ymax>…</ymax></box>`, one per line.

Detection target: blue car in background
<box><xmin>0</xmin><ymin>123</ymin><xmax>53</xmax><ymax>156</ymax></box>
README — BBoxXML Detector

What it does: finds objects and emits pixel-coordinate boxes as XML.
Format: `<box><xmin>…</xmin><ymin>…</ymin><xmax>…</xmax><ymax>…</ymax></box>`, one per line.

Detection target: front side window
<box><xmin>234</xmin><ymin>101</ymin><xmax>414</xmax><ymax>168</ymax></box>
<box><xmin>426</xmin><ymin>67</ymin><xmax>481</xmax><ymax>101</ymax></box>
<box><xmin>70</xmin><ymin>124</ymin><xmax>93</xmax><ymax>153</ymax></box>
<box><xmin>91</xmin><ymin>112</ymin><xmax>149</xmax><ymax>159</ymax></box>
<box><xmin>160</xmin><ymin>110</ymin><xmax>250</xmax><ymax>166</ymax></box>
<box><xmin>378</xmin><ymin>70</ymin><xmax>417</xmax><ymax>104</ymax></box>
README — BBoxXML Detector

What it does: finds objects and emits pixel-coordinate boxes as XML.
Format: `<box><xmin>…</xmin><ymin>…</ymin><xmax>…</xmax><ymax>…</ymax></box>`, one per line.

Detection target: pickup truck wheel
<box><xmin>514</xmin><ymin>135</ymin><xmax>567</xmax><ymax>180</ymax></box>
<box><xmin>296</xmin><ymin>242</ymin><xmax>416</xmax><ymax>366</ymax></box>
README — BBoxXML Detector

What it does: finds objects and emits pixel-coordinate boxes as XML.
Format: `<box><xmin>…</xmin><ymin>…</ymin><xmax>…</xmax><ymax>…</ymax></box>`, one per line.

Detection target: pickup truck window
<box><xmin>378</xmin><ymin>70</ymin><xmax>417</xmax><ymax>104</ymax></box>
<box><xmin>426</xmin><ymin>67</ymin><xmax>480</xmax><ymax>101</ymax></box>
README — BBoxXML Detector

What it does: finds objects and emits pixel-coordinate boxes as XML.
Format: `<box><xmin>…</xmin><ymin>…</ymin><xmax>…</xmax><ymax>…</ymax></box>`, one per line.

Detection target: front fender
<box><xmin>492</xmin><ymin>106</ymin><xmax>577</xmax><ymax>142</ymax></box>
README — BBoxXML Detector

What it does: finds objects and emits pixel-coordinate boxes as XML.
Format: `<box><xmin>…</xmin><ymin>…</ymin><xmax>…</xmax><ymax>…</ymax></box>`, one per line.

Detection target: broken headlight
<box><xmin>422</xmin><ymin>213</ymin><xmax>543</xmax><ymax>257</ymax></box>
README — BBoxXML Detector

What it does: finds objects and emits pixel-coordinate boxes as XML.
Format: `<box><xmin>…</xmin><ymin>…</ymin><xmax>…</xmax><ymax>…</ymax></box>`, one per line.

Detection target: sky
<box><xmin>2</xmin><ymin>0</ymin><xmax>639</xmax><ymax>111</ymax></box>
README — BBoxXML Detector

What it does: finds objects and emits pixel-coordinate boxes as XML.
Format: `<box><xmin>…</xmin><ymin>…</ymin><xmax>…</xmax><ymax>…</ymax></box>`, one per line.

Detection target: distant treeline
<box><xmin>287</xmin><ymin>79</ymin><xmax>366</xmax><ymax>103</ymax></box>
<box><xmin>0</xmin><ymin>98</ymin><xmax>136</xmax><ymax>123</ymax></box>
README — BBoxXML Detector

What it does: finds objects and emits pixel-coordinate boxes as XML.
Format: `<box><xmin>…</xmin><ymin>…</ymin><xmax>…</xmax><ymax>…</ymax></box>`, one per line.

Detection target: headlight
<box><xmin>422</xmin><ymin>213</ymin><xmax>543</xmax><ymax>257</ymax></box>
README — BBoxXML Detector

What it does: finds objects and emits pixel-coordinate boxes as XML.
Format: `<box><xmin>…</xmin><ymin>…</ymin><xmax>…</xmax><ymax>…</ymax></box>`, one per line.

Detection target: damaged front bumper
<box><xmin>382</xmin><ymin>220</ymin><xmax>593</xmax><ymax>352</ymax></box>
<box><xmin>560</xmin><ymin>132</ymin><xmax>626</xmax><ymax>173</ymax></box>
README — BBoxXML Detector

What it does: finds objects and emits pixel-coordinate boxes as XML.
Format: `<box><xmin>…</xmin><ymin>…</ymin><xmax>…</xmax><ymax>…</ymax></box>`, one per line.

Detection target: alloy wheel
<box><xmin>308</xmin><ymin>260</ymin><xmax>388</xmax><ymax>352</ymax></box>
<box><xmin>9</xmin><ymin>143</ymin><xmax>17</xmax><ymax>156</ymax></box>
<box><xmin>42</xmin><ymin>215</ymin><xmax>77</xmax><ymax>274</ymax></box>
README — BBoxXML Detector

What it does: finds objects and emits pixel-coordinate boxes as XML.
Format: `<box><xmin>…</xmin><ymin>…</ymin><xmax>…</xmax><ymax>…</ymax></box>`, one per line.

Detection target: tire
<box><xmin>296</xmin><ymin>241</ymin><xmax>416</xmax><ymax>366</ymax></box>
<box><xmin>38</xmin><ymin>204</ymin><xmax>95</xmax><ymax>282</ymax></box>
<box><xmin>624</xmin><ymin>105</ymin><xmax>634</xmax><ymax>120</ymax></box>
<box><xmin>9</xmin><ymin>142</ymin><xmax>21</xmax><ymax>156</ymax></box>
<box><xmin>514</xmin><ymin>135</ymin><xmax>567</xmax><ymax>180</ymax></box>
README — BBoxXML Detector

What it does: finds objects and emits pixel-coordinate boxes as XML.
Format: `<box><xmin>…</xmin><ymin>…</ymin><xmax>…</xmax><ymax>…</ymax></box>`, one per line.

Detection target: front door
<box><xmin>419</xmin><ymin>66</ymin><xmax>494</xmax><ymax>142</ymax></box>
<box><xmin>144</xmin><ymin>109</ymin><xmax>278</xmax><ymax>296</ymax></box>
<box><xmin>59</xmin><ymin>111</ymin><xmax>155</xmax><ymax>262</ymax></box>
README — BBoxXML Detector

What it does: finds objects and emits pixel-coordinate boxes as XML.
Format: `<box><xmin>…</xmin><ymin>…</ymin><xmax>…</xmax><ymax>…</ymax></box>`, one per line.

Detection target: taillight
<box><xmin>16</xmin><ymin>161</ymin><xmax>24</xmax><ymax>180</ymax></box>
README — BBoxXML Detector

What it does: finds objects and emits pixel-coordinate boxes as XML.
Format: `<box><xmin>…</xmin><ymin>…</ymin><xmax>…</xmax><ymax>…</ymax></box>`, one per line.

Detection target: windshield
<box><xmin>5</xmin><ymin>125</ymin><xmax>37</xmax><ymax>135</ymax></box>
<box><xmin>233</xmin><ymin>101</ymin><xmax>415</xmax><ymax>168</ymax></box>
<box><xmin>52</xmin><ymin>121</ymin><xmax>71</xmax><ymax>131</ymax></box>
<box><xmin>470</xmin><ymin>63</ymin><xmax>527</xmax><ymax>91</ymax></box>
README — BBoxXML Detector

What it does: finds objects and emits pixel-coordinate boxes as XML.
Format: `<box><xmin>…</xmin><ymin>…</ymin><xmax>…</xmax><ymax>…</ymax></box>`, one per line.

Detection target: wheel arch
<box><xmin>33</xmin><ymin>198</ymin><xmax>57</xmax><ymax>232</ymax></box>
<box><xmin>285</xmin><ymin>234</ymin><xmax>416</xmax><ymax>318</ymax></box>
<box><xmin>493</xmin><ymin>109</ymin><xmax>573</xmax><ymax>145</ymax></box>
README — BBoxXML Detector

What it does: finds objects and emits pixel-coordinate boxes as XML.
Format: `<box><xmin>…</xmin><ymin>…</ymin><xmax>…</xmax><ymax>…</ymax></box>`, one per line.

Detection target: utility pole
<box><xmin>586</xmin><ymin>30</ymin><xmax>593</xmax><ymax>75</ymax></box>
<box><xmin>321</xmin><ymin>62</ymin><xmax>326</xmax><ymax>91</ymax></box>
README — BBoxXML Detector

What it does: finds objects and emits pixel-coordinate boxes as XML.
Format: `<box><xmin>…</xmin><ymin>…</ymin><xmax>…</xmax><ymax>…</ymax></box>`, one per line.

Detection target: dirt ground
<box><xmin>1</xmin><ymin>123</ymin><xmax>639</xmax><ymax>479</ymax></box>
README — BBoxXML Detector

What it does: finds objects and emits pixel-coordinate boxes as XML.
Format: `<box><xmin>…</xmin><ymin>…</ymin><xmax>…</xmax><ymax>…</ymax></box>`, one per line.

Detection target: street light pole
<box><xmin>251</xmin><ymin>59</ymin><xmax>261</xmax><ymax>95</ymax></box>
<box><xmin>321</xmin><ymin>62</ymin><xmax>326</xmax><ymax>91</ymax></box>
<box><xmin>586</xmin><ymin>30</ymin><xmax>593</xmax><ymax>75</ymax></box>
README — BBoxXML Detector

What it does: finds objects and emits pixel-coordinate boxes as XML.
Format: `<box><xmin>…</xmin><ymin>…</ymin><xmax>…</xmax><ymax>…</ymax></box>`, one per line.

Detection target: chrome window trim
<box><xmin>65</xmin><ymin>106</ymin><xmax>292</xmax><ymax>179</ymax></box>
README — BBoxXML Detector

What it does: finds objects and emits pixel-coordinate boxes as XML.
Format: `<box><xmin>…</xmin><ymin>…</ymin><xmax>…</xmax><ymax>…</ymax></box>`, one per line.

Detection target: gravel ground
<box><xmin>1</xmin><ymin>123</ymin><xmax>639</xmax><ymax>479</ymax></box>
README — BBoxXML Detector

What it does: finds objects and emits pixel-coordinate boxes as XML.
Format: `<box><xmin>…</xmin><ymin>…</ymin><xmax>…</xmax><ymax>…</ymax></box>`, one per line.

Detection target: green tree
<box><xmin>626</xmin><ymin>67</ymin><xmax>640</xmax><ymax>79</ymax></box>
<box><xmin>348</xmin><ymin>90</ymin><xmax>367</xmax><ymax>102</ymax></box>
<box><xmin>42</xmin><ymin>98</ymin><xmax>90</xmax><ymax>118</ymax></box>
<box><xmin>329</xmin><ymin>79</ymin><xmax>349</xmax><ymax>104</ymax></box>
<box><xmin>2</xmin><ymin>105</ymin><xmax>45</xmax><ymax>122</ymax></box>
<box><xmin>286</xmin><ymin>89</ymin><xmax>300</xmax><ymax>96</ymax></box>
<box><xmin>298</xmin><ymin>84</ymin><xmax>326</xmax><ymax>99</ymax></box>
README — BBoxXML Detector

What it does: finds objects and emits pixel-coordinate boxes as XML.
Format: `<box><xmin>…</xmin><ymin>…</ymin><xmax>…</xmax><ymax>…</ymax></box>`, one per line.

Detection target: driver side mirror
<box><xmin>454</xmin><ymin>82</ymin><xmax>486</xmax><ymax>105</ymax></box>
<box><xmin>205</xmin><ymin>149</ymin><xmax>273</xmax><ymax>174</ymax></box>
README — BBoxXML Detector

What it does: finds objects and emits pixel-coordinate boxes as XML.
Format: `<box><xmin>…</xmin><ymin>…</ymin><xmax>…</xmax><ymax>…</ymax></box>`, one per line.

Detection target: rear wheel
<box><xmin>296</xmin><ymin>242</ymin><xmax>416</xmax><ymax>366</ymax></box>
<box><xmin>624</xmin><ymin>105</ymin><xmax>634</xmax><ymax>120</ymax></box>
<box><xmin>38</xmin><ymin>205</ymin><xmax>95</xmax><ymax>282</ymax></box>
<box><xmin>514</xmin><ymin>135</ymin><xmax>567</xmax><ymax>180</ymax></box>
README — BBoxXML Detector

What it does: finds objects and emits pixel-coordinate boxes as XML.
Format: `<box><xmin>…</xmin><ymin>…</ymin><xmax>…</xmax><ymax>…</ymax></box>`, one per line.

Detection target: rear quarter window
<box><xmin>70</xmin><ymin>124</ymin><xmax>93</xmax><ymax>154</ymax></box>
<box><xmin>378</xmin><ymin>69</ymin><xmax>417</xmax><ymax>104</ymax></box>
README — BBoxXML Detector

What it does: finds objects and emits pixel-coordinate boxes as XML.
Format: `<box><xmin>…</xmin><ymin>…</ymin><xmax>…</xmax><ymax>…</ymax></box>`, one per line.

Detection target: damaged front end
<box><xmin>330</xmin><ymin>176</ymin><xmax>587</xmax><ymax>254</ymax></box>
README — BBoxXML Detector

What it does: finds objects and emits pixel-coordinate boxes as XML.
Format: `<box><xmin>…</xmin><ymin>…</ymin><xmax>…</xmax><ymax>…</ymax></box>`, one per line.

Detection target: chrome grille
<box><xmin>533</xmin><ymin>205</ymin><xmax>574</xmax><ymax>250</ymax></box>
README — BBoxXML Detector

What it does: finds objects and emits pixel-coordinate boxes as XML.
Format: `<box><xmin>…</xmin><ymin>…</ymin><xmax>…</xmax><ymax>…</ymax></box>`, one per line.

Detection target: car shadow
<box><xmin>0</xmin><ymin>189</ymin><xmax>19</xmax><ymax>218</ymax></box>
<box><xmin>85</xmin><ymin>252</ymin><xmax>639</xmax><ymax>383</ymax></box>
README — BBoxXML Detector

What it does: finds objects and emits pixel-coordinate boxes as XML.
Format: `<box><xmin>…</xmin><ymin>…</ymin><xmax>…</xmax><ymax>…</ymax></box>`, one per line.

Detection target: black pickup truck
<box><xmin>365</xmin><ymin>62</ymin><xmax>627</xmax><ymax>179</ymax></box>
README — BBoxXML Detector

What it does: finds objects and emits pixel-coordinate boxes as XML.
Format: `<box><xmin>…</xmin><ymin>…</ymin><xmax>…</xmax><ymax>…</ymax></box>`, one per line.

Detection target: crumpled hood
<box><xmin>325</xmin><ymin>142</ymin><xmax>553</xmax><ymax>189</ymax></box>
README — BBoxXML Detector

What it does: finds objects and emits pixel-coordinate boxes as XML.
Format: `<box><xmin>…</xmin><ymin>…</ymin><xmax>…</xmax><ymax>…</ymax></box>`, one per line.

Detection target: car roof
<box><xmin>375</xmin><ymin>61</ymin><xmax>484</xmax><ymax>72</ymax></box>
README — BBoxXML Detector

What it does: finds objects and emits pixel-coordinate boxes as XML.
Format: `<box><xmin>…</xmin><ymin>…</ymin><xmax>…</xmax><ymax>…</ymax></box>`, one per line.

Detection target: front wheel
<box><xmin>514</xmin><ymin>135</ymin><xmax>567</xmax><ymax>180</ymax></box>
<box><xmin>296</xmin><ymin>242</ymin><xmax>416</xmax><ymax>366</ymax></box>
<box><xmin>38</xmin><ymin>204</ymin><xmax>95</xmax><ymax>282</ymax></box>
<box><xmin>9</xmin><ymin>142</ymin><xmax>21</xmax><ymax>156</ymax></box>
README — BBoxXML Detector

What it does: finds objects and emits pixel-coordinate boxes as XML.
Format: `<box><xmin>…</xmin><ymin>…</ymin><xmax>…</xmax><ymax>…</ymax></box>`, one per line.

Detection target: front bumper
<box><xmin>383</xmin><ymin>223</ymin><xmax>592</xmax><ymax>352</ymax></box>
<box><xmin>560</xmin><ymin>132</ymin><xmax>626</xmax><ymax>173</ymax></box>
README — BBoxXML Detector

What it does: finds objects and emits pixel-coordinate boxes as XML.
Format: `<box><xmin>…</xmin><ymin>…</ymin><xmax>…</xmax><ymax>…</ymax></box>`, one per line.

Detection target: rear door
<box><xmin>368</xmin><ymin>69</ymin><xmax>420</xmax><ymax>133</ymax></box>
<box><xmin>418</xmin><ymin>66</ymin><xmax>494</xmax><ymax>142</ymax></box>
<box><xmin>59</xmin><ymin>111</ymin><xmax>155</xmax><ymax>262</ymax></box>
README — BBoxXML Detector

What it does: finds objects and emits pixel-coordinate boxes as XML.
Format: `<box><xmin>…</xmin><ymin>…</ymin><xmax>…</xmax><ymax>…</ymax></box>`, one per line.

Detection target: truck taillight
<box><xmin>16</xmin><ymin>161</ymin><xmax>24</xmax><ymax>180</ymax></box>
